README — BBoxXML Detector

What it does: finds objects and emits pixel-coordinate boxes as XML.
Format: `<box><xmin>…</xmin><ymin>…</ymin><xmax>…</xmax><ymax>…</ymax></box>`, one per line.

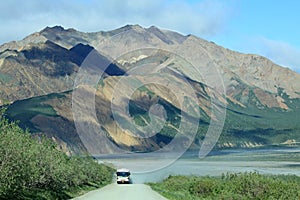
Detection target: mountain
<box><xmin>1</xmin><ymin>25</ymin><xmax>300</xmax><ymax>154</ymax></box>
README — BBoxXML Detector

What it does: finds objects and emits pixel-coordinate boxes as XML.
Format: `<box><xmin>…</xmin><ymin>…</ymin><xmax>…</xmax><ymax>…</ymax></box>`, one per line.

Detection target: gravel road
<box><xmin>73</xmin><ymin>183</ymin><xmax>167</xmax><ymax>200</ymax></box>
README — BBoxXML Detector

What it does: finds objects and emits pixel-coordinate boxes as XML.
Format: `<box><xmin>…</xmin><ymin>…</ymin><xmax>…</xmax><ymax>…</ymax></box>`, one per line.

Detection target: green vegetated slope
<box><xmin>5</xmin><ymin>92</ymin><xmax>64</xmax><ymax>131</ymax></box>
<box><xmin>219</xmin><ymin>89</ymin><xmax>300</xmax><ymax>148</ymax></box>
<box><xmin>148</xmin><ymin>172</ymin><xmax>300</xmax><ymax>200</ymax></box>
<box><xmin>4</xmin><ymin>90</ymin><xmax>90</xmax><ymax>154</ymax></box>
<box><xmin>0</xmin><ymin>109</ymin><xmax>114</xmax><ymax>200</ymax></box>
<box><xmin>4</xmin><ymin>82</ymin><xmax>300</xmax><ymax>154</ymax></box>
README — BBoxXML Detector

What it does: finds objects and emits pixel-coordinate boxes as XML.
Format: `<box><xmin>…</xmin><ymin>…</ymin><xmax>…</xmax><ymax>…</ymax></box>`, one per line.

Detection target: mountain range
<box><xmin>1</xmin><ymin>25</ymin><xmax>299</xmax><ymax>154</ymax></box>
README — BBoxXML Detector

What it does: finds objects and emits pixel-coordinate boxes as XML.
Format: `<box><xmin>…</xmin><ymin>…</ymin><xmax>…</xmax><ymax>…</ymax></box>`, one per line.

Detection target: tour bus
<box><xmin>116</xmin><ymin>168</ymin><xmax>132</xmax><ymax>184</ymax></box>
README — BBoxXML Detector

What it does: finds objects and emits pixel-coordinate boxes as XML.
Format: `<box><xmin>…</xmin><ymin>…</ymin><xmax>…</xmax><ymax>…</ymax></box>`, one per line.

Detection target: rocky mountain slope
<box><xmin>1</xmin><ymin>25</ymin><xmax>300</xmax><ymax>154</ymax></box>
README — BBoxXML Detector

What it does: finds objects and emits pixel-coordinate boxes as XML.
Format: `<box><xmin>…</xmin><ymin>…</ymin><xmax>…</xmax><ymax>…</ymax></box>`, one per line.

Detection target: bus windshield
<box><xmin>117</xmin><ymin>172</ymin><xmax>130</xmax><ymax>177</ymax></box>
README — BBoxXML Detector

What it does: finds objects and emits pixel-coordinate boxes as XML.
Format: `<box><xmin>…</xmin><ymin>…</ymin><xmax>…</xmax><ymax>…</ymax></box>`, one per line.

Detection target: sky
<box><xmin>1</xmin><ymin>0</ymin><xmax>300</xmax><ymax>72</ymax></box>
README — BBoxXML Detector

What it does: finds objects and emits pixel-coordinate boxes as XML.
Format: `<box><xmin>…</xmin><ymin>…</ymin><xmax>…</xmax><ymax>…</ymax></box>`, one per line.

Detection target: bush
<box><xmin>0</xmin><ymin>109</ymin><xmax>114</xmax><ymax>199</ymax></box>
<box><xmin>149</xmin><ymin>172</ymin><xmax>300</xmax><ymax>200</ymax></box>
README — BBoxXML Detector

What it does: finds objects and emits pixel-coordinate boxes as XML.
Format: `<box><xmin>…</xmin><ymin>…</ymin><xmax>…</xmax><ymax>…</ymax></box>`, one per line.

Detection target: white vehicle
<box><xmin>116</xmin><ymin>168</ymin><xmax>132</xmax><ymax>184</ymax></box>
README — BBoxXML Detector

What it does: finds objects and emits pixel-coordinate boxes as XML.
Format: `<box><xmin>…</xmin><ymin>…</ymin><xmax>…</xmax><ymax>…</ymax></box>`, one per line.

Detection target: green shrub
<box><xmin>0</xmin><ymin>109</ymin><xmax>114</xmax><ymax>199</ymax></box>
<box><xmin>149</xmin><ymin>172</ymin><xmax>300</xmax><ymax>200</ymax></box>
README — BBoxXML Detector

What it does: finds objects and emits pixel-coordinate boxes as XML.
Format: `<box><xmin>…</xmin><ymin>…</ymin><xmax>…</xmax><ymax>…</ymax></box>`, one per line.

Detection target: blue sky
<box><xmin>1</xmin><ymin>0</ymin><xmax>300</xmax><ymax>72</ymax></box>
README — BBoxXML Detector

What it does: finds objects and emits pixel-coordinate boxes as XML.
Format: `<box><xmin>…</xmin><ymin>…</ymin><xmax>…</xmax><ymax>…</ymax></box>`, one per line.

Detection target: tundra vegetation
<box><xmin>148</xmin><ymin>172</ymin><xmax>300</xmax><ymax>200</ymax></box>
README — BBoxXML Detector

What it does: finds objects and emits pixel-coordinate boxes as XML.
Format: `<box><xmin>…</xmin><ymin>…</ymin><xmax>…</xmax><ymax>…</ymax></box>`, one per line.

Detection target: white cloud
<box><xmin>3</xmin><ymin>0</ymin><xmax>299</xmax><ymax>74</ymax></box>
<box><xmin>255</xmin><ymin>37</ymin><xmax>300</xmax><ymax>72</ymax></box>
<box><xmin>0</xmin><ymin>0</ymin><xmax>234</xmax><ymax>44</ymax></box>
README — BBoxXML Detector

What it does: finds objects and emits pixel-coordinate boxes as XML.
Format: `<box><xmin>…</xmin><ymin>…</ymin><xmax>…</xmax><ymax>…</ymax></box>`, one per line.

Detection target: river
<box><xmin>97</xmin><ymin>147</ymin><xmax>300</xmax><ymax>183</ymax></box>
<box><xmin>75</xmin><ymin>148</ymin><xmax>300</xmax><ymax>200</ymax></box>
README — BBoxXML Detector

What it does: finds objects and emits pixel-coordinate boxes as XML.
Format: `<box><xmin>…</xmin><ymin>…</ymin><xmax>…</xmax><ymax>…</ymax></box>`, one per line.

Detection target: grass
<box><xmin>148</xmin><ymin>172</ymin><xmax>300</xmax><ymax>200</ymax></box>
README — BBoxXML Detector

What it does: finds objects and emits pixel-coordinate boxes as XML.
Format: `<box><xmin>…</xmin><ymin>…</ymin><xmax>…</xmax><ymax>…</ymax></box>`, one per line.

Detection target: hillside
<box><xmin>1</xmin><ymin>25</ymin><xmax>300</xmax><ymax>154</ymax></box>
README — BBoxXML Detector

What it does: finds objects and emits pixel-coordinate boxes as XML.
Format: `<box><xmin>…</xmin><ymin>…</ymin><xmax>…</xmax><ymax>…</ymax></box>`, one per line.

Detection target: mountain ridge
<box><xmin>1</xmin><ymin>25</ymin><xmax>300</xmax><ymax>154</ymax></box>
<box><xmin>1</xmin><ymin>24</ymin><xmax>300</xmax><ymax>108</ymax></box>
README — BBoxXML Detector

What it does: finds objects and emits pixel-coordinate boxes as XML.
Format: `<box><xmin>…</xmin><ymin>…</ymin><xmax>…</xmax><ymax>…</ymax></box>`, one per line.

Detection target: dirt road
<box><xmin>73</xmin><ymin>183</ymin><xmax>168</xmax><ymax>200</ymax></box>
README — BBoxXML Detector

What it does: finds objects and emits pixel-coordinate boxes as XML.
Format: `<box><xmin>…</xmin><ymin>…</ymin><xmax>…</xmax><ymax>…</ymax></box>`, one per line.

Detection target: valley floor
<box><xmin>96</xmin><ymin>147</ymin><xmax>300</xmax><ymax>183</ymax></box>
